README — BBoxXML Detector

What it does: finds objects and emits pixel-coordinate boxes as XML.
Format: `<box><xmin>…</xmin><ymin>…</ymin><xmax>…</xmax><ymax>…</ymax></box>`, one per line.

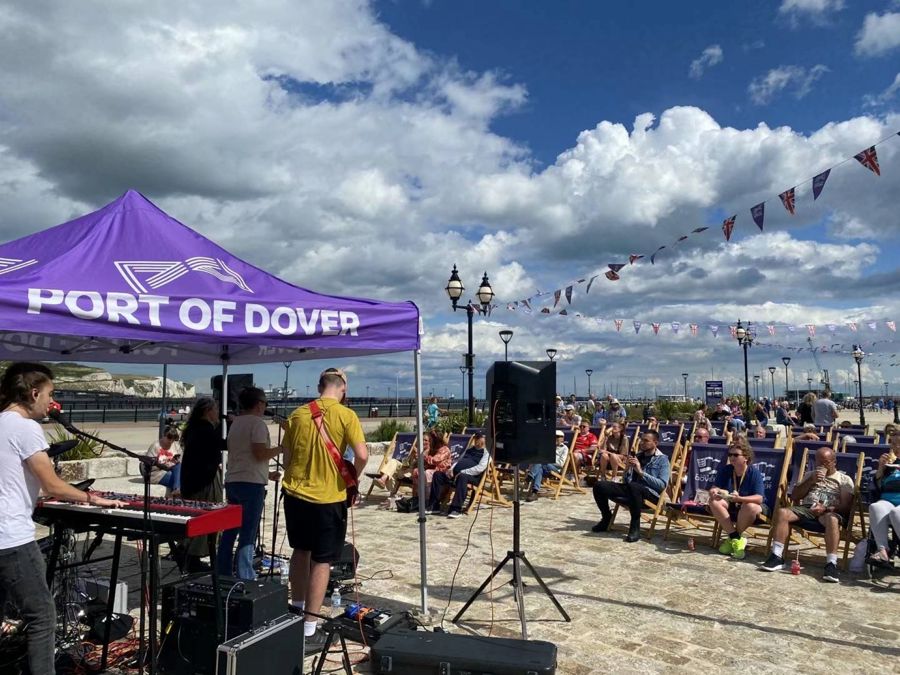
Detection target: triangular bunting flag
<box><xmin>691</xmin><ymin>227</ymin><xmax>709</xmax><ymax>234</ymax></box>
<box><xmin>553</xmin><ymin>290</ymin><xmax>561</xmax><ymax>308</ymax></box>
<box><xmin>564</xmin><ymin>285</ymin><xmax>573</xmax><ymax>304</ymax></box>
<box><xmin>812</xmin><ymin>169</ymin><xmax>830</xmax><ymax>200</ymax></box>
<box><xmin>847</xmin><ymin>321</ymin><xmax>857</xmax><ymax>332</ymax></box>
<box><xmin>633</xmin><ymin>321</ymin><xmax>642</xmax><ymax>334</ymax></box>
<box><xmin>888</xmin><ymin>321</ymin><xmax>896</xmax><ymax>332</ymax></box>
<box><xmin>540</xmin><ymin>307</ymin><xmax>550</xmax><ymax>314</ymax></box>
<box><xmin>614</xmin><ymin>319</ymin><xmax>623</xmax><ymax>332</ymax></box>
<box><xmin>767</xmin><ymin>325</ymin><xmax>776</xmax><ymax>336</ymax></box>
<box><xmin>585</xmin><ymin>275</ymin><xmax>598</xmax><ymax>294</ymax></box>
<box><xmin>671</xmin><ymin>321</ymin><xmax>681</xmax><ymax>334</ymax></box>
<box><xmin>854</xmin><ymin>147</ymin><xmax>881</xmax><ymax>176</ymax></box>
<box><xmin>652</xmin><ymin>322</ymin><xmax>660</xmax><ymax>335</ymax></box>
<box><xmin>729</xmin><ymin>325</ymin><xmax>737</xmax><ymax>339</ymax></box>
<box><xmin>806</xmin><ymin>324</ymin><xmax>816</xmax><ymax>337</ymax></box>
<box><xmin>608</xmin><ymin>264</ymin><xmax>625</xmax><ymax>272</ymax></box>
<box><xmin>787</xmin><ymin>325</ymin><xmax>796</xmax><ymax>333</ymax></box>
<box><xmin>778</xmin><ymin>188</ymin><xmax>796</xmax><ymax>215</ymax></box>
<box><xmin>867</xmin><ymin>321</ymin><xmax>877</xmax><ymax>331</ymax></box>
<box><xmin>605</xmin><ymin>270</ymin><xmax>620</xmax><ymax>281</ymax></box>
<box><xmin>827</xmin><ymin>324</ymin><xmax>836</xmax><ymax>334</ymax></box>
<box><xmin>676</xmin><ymin>235</ymin><xmax>688</xmax><ymax>242</ymax></box>
<box><xmin>722</xmin><ymin>215</ymin><xmax>736</xmax><ymax>241</ymax></box>
<box><xmin>710</xmin><ymin>325</ymin><xmax>719</xmax><ymax>338</ymax></box>
<box><xmin>689</xmin><ymin>323</ymin><xmax>698</xmax><ymax>336</ymax></box>
<box><xmin>629</xmin><ymin>254</ymin><xmax>644</xmax><ymax>265</ymax></box>
<box><xmin>559</xmin><ymin>309</ymin><xmax>568</xmax><ymax>316</ymax></box>
<box><xmin>650</xmin><ymin>246</ymin><xmax>666</xmax><ymax>264</ymax></box>
<box><xmin>750</xmin><ymin>203</ymin><xmax>765</xmax><ymax>231</ymax></box>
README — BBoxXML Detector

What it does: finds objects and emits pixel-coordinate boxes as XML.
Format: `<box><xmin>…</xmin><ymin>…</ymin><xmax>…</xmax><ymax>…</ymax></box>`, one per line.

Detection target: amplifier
<box><xmin>216</xmin><ymin>613</ymin><xmax>303</xmax><ymax>675</ymax></box>
<box><xmin>371</xmin><ymin>630</ymin><xmax>557</xmax><ymax>675</ymax></box>
<box><xmin>159</xmin><ymin>577</ymin><xmax>288</xmax><ymax>675</ymax></box>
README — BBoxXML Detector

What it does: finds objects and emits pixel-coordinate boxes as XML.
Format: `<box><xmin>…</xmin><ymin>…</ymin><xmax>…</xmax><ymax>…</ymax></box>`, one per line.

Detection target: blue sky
<box><xmin>0</xmin><ymin>0</ymin><xmax>898</xmax><ymax>400</ymax></box>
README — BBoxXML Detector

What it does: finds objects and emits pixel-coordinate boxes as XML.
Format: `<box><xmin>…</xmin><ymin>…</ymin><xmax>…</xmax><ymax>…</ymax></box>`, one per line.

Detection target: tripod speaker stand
<box><xmin>452</xmin><ymin>464</ymin><xmax>570</xmax><ymax>638</ymax></box>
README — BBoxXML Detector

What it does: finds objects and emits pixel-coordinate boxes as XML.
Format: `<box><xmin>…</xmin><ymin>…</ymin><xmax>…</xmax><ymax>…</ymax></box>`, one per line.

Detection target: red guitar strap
<box><xmin>308</xmin><ymin>400</ymin><xmax>358</xmax><ymax>492</ymax></box>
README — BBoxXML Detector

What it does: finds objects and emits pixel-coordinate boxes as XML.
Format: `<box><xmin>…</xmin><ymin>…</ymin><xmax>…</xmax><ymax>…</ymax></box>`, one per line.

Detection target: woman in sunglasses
<box><xmin>708</xmin><ymin>435</ymin><xmax>765</xmax><ymax>559</ymax></box>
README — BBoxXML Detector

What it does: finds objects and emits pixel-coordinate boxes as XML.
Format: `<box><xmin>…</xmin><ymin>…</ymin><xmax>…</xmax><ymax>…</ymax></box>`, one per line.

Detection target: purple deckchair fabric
<box><xmin>0</xmin><ymin>190</ymin><xmax>420</xmax><ymax>364</ymax></box>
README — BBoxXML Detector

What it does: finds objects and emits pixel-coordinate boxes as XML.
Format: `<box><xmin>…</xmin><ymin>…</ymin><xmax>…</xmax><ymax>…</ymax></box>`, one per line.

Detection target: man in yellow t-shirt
<box><xmin>281</xmin><ymin>368</ymin><xmax>367</xmax><ymax>651</ymax></box>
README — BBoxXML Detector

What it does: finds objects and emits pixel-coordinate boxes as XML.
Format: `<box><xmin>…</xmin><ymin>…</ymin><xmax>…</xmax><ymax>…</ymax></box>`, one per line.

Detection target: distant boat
<box><xmin>264</xmin><ymin>387</ymin><xmax>297</xmax><ymax>398</ymax></box>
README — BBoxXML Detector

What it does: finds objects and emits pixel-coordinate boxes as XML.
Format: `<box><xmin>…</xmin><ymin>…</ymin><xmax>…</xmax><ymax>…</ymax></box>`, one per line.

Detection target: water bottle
<box><xmin>330</xmin><ymin>587</ymin><xmax>342</xmax><ymax>613</ymax></box>
<box><xmin>280</xmin><ymin>559</ymin><xmax>290</xmax><ymax>586</ymax></box>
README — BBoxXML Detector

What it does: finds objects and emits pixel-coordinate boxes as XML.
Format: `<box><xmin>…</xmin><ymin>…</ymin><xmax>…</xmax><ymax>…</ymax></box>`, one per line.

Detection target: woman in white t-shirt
<box><xmin>0</xmin><ymin>363</ymin><xmax>125</xmax><ymax>675</ymax></box>
<box><xmin>217</xmin><ymin>386</ymin><xmax>283</xmax><ymax>579</ymax></box>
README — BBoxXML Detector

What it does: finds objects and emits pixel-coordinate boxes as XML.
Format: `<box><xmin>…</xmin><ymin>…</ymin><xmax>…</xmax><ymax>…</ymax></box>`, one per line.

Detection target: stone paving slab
<box><xmin>57</xmin><ymin>414</ymin><xmax>900</xmax><ymax>673</ymax></box>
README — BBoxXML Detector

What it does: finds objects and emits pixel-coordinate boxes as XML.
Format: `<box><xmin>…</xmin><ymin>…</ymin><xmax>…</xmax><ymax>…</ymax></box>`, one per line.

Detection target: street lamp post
<box><xmin>852</xmin><ymin>345</ymin><xmax>866</xmax><ymax>427</ymax></box>
<box><xmin>781</xmin><ymin>357</ymin><xmax>791</xmax><ymax>403</ymax></box>
<box><xmin>734</xmin><ymin>320</ymin><xmax>753</xmax><ymax>421</ymax></box>
<box><xmin>459</xmin><ymin>365</ymin><xmax>466</xmax><ymax>407</ymax></box>
<box><xmin>546</xmin><ymin>348</ymin><xmax>557</xmax><ymax>362</ymax></box>
<box><xmin>768</xmin><ymin>366</ymin><xmax>777</xmax><ymax>402</ymax></box>
<box><xmin>753</xmin><ymin>375</ymin><xmax>760</xmax><ymax>400</ymax></box>
<box><xmin>807</xmin><ymin>377</ymin><xmax>813</xmax><ymax>393</ymax></box>
<box><xmin>885</xmin><ymin>381</ymin><xmax>890</xmax><ymax>400</ymax></box>
<box><xmin>446</xmin><ymin>265</ymin><xmax>495</xmax><ymax>426</ymax></box>
<box><xmin>585</xmin><ymin>369</ymin><xmax>593</xmax><ymax>397</ymax></box>
<box><xmin>499</xmin><ymin>329</ymin><xmax>514</xmax><ymax>362</ymax></box>
<box><xmin>681</xmin><ymin>373</ymin><xmax>688</xmax><ymax>401</ymax></box>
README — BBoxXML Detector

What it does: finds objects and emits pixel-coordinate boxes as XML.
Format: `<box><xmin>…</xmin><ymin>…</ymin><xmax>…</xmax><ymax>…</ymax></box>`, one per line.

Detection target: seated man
<box><xmin>760</xmin><ymin>447</ymin><xmax>853</xmax><ymax>583</ymax></box>
<box><xmin>425</xmin><ymin>432</ymin><xmax>489</xmax><ymax>519</ymax></box>
<box><xmin>591</xmin><ymin>430</ymin><xmax>670</xmax><ymax>542</ymax></box>
<box><xmin>571</xmin><ymin>421</ymin><xmax>599</xmax><ymax>471</ymax></box>
<box><xmin>561</xmin><ymin>405</ymin><xmax>582</xmax><ymax>429</ymax></box>
<box><xmin>708</xmin><ymin>436</ymin><xmax>765</xmax><ymax>559</ymax></box>
<box><xmin>794</xmin><ymin>423</ymin><xmax>820</xmax><ymax>442</ymax></box>
<box><xmin>525</xmin><ymin>430</ymin><xmax>569</xmax><ymax>502</ymax></box>
<box><xmin>692</xmin><ymin>426</ymin><xmax>710</xmax><ymax>444</ymax></box>
<box><xmin>775</xmin><ymin>401</ymin><xmax>792</xmax><ymax>427</ymax></box>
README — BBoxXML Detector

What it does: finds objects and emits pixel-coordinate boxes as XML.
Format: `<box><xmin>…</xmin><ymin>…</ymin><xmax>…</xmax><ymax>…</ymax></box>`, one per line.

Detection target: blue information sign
<box><xmin>705</xmin><ymin>380</ymin><xmax>724</xmax><ymax>407</ymax></box>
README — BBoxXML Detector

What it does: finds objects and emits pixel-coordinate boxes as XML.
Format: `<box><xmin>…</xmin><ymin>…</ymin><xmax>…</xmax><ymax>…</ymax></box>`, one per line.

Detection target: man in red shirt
<box><xmin>572</xmin><ymin>421</ymin><xmax>599</xmax><ymax>471</ymax></box>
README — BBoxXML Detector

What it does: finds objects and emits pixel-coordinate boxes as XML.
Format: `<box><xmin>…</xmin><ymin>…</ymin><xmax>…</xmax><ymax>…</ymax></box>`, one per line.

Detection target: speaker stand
<box><xmin>452</xmin><ymin>464</ymin><xmax>570</xmax><ymax>638</ymax></box>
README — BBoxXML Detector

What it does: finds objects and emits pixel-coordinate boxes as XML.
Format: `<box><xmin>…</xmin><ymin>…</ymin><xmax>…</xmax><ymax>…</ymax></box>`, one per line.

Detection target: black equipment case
<box><xmin>371</xmin><ymin>630</ymin><xmax>557</xmax><ymax>674</ymax></box>
<box><xmin>216</xmin><ymin>613</ymin><xmax>303</xmax><ymax>675</ymax></box>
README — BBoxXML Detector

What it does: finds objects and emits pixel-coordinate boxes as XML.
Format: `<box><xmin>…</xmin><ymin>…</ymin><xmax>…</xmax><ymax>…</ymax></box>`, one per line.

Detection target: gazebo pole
<box><xmin>413</xmin><ymin>350</ymin><xmax>428</xmax><ymax>614</ymax></box>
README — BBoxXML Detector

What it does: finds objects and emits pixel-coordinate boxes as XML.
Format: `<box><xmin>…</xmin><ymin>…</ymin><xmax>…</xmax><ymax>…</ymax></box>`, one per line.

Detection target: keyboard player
<box><xmin>0</xmin><ymin>362</ymin><xmax>126</xmax><ymax>675</ymax></box>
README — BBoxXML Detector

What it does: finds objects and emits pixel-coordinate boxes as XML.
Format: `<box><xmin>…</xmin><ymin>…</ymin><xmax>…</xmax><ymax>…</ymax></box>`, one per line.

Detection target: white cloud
<box><xmin>748</xmin><ymin>65</ymin><xmax>829</xmax><ymax>104</ymax></box>
<box><xmin>688</xmin><ymin>44</ymin><xmax>723</xmax><ymax>79</ymax></box>
<box><xmin>778</xmin><ymin>0</ymin><xmax>845</xmax><ymax>26</ymax></box>
<box><xmin>863</xmin><ymin>72</ymin><xmax>900</xmax><ymax>108</ymax></box>
<box><xmin>855</xmin><ymin>12</ymin><xmax>900</xmax><ymax>57</ymax></box>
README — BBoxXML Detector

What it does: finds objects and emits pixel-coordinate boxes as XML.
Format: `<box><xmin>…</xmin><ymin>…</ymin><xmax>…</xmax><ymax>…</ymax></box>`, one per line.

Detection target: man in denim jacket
<box><xmin>591</xmin><ymin>429</ymin><xmax>670</xmax><ymax>542</ymax></box>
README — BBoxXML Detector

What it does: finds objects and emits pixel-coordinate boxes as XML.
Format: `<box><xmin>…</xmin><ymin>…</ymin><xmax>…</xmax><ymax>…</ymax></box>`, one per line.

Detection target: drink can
<box><xmin>687</xmin><ymin>537</ymin><xmax>695</xmax><ymax>551</ymax></box>
<box><xmin>790</xmin><ymin>559</ymin><xmax>800</xmax><ymax>575</ymax></box>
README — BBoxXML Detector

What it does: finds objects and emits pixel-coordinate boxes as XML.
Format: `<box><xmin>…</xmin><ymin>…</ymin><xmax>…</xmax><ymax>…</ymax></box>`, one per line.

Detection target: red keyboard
<box><xmin>35</xmin><ymin>492</ymin><xmax>242</xmax><ymax>538</ymax></box>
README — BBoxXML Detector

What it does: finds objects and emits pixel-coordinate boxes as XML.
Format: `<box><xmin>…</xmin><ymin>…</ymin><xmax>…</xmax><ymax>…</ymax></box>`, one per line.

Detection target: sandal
<box><xmin>865</xmin><ymin>550</ymin><xmax>893</xmax><ymax>568</ymax></box>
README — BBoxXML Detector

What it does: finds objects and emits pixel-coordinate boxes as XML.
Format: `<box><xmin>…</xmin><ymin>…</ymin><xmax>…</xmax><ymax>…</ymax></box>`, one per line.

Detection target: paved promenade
<box><xmin>68</xmin><ymin>414</ymin><xmax>900</xmax><ymax>673</ymax></box>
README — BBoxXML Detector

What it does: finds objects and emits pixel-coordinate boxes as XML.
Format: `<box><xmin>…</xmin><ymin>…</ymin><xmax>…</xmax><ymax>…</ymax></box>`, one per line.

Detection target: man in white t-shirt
<box><xmin>812</xmin><ymin>391</ymin><xmax>839</xmax><ymax>427</ymax></box>
<box><xmin>217</xmin><ymin>386</ymin><xmax>283</xmax><ymax>580</ymax></box>
<box><xmin>0</xmin><ymin>363</ymin><xmax>125</xmax><ymax>675</ymax></box>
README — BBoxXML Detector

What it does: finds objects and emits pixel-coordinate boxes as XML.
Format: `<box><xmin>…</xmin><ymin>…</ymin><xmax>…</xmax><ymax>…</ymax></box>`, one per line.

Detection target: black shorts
<box><xmin>283</xmin><ymin>493</ymin><xmax>348</xmax><ymax>563</ymax></box>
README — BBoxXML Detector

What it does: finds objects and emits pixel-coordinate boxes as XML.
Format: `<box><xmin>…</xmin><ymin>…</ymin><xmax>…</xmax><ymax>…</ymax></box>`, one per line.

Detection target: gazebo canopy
<box><xmin>0</xmin><ymin>190</ymin><xmax>421</xmax><ymax>365</ymax></box>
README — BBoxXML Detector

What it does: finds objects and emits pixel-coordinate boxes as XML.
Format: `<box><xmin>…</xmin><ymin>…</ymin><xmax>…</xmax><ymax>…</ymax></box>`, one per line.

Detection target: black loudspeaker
<box><xmin>210</xmin><ymin>374</ymin><xmax>254</xmax><ymax>413</ymax></box>
<box><xmin>486</xmin><ymin>361</ymin><xmax>556</xmax><ymax>465</ymax></box>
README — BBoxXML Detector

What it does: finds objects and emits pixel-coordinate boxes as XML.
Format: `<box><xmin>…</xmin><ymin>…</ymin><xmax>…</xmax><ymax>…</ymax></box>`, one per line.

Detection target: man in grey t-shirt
<box><xmin>812</xmin><ymin>391</ymin><xmax>839</xmax><ymax>427</ymax></box>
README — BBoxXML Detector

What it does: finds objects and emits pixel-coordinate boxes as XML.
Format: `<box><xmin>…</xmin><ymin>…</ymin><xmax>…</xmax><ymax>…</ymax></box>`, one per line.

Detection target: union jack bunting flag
<box><xmin>807</xmin><ymin>324</ymin><xmax>816</xmax><ymax>337</ymax></box>
<box><xmin>768</xmin><ymin>325</ymin><xmax>776</xmax><ymax>335</ymax></box>
<box><xmin>847</xmin><ymin>321</ymin><xmax>857</xmax><ymax>332</ymax></box>
<box><xmin>629</xmin><ymin>254</ymin><xmax>644</xmax><ymax>265</ymax></box>
<box><xmin>722</xmin><ymin>215</ymin><xmax>736</xmax><ymax>241</ymax></box>
<box><xmin>729</xmin><ymin>325</ymin><xmax>737</xmax><ymax>339</ymax></box>
<box><xmin>750</xmin><ymin>203</ymin><xmax>765</xmax><ymax>231</ymax></box>
<box><xmin>614</xmin><ymin>319</ymin><xmax>623</xmax><ymax>332</ymax></box>
<box><xmin>691</xmin><ymin>227</ymin><xmax>709</xmax><ymax>233</ymax></box>
<box><xmin>854</xmin><ymin>146</ymin><xmax>881</xmax><ymax>176</ymax></box>
<box><xmin>888</xmin><ymin>321</ymin><xmax>896</xmax><ymax>332</ymax></box>
<box><xmin>652</xmin><ymin>322</ymin><xmax>660</xmax><ymax>335</ymax></box>
<box><xmin>812</xmin><ymin>169</ymin><xmax>830</xmax><ymax>200</ymax></box>
<box><xmin>690</xmin><ymin>323</ymin><xmax>698</xmax><ymax>336</ymax></box>
<box><xmin>778</xmin><ymin>188</ymin><xmax>796</xmax><ymax>215</ymax></box>
<box><xmin>605</xmin><ymin>270</ymin><xmax>620</xmax><ymax>281</ymax></box>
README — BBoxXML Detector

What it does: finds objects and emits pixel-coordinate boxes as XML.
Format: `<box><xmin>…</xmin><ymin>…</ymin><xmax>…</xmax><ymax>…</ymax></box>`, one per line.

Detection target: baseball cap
<box><xmin>555</xmin><ymin>430</ymin><xmax>565</xmax><ymax>437</ymax></box>
<box><xmin>565</xmin><ymin>404</ymin><xmax>575</xmax><ymax>410</ymax></box>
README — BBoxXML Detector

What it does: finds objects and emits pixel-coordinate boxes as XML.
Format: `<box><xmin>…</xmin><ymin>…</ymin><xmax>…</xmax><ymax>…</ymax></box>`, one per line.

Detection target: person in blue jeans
<box><xmin>526</xmin><ymin>430</ymin><xmax>569</xmax><ymax>502</ymax></box>
<box><xmin>218</xmin><ymin>387</ymin><xmax>283</xmax><ymax>579</ymax></box>
<box><xmin>144</xmin><ymin>426</ymin><xmax>182</xmax><ymax>495</ymax></box>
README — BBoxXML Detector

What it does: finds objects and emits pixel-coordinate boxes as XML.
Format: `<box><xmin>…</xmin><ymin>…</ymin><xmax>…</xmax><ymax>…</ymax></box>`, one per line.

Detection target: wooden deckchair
<box><xmin>608</xmin><ymin>443</ymin><xmax>683</xmax><ymax>540</ymax></box>
<box><xmin>364</xmin><ymin>432</ymin><xmax>417</xmax><ymax>499</ymax></box>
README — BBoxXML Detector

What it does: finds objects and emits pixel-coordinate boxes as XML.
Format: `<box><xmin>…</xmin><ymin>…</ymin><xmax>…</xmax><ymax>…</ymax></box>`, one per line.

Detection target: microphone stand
<box><xmin>52</xmin><ymin>414</ymin><xmax>165</xmax><ymax>674</ymax></box>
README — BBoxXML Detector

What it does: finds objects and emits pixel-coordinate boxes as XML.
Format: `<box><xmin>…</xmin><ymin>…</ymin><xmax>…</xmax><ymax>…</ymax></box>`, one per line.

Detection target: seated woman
<box><xmin>143</xmin><ymin>426</ymin><xmax>182</xmax><ymax>497</ymax></box>
<box><xmin>708</xmin><ymin>435</ymin><xmax>765</xmax><ymax>559</ymax></box>
<box><xmin>595</xmin><ymin>421</ymin><xmax>629</xmax><ymax>480</ymax></box>
<box><xmin>866</xmin><ymin>434</ymin><xmax>900</xmax><ymax>566</ymax></box>
<box><xmin>794</xmin><ymin>423</ymin><xmax>820</xmax><ymax>442</ymax></box>
<box><xmin>410</xmin><ymin>431</ymin><xmax>452</xmax><ymax>499</ymax></box>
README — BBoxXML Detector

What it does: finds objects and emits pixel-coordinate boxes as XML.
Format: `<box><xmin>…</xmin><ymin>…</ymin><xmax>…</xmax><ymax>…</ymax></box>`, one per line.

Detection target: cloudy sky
<box><xmin>1</xmin><ymin>0</ymin><xmax>899</xmax><ymax>402</ymax></box>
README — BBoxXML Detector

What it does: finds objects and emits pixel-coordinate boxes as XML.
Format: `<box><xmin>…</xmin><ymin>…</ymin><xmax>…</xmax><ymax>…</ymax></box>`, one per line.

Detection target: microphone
<box><xmin>48</xmin><ymin>408</ymin><xmax>78</xmax><ymax>433</ymax></box>
<box><xmin>47</xmin><ymin>440</ymin><xmax>79</xmax><ymax>458</ymax></box>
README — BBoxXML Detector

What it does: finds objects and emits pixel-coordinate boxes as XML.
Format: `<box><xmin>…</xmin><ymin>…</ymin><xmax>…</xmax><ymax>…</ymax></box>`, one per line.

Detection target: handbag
<box><xmin>308</xmin><ymin>400</ymin><xmax>358</xmax><ymax>506</ymax></box>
